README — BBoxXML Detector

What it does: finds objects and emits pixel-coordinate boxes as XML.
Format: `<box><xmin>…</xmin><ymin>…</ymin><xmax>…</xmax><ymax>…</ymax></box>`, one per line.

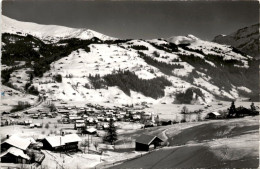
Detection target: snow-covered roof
<box><xmin>45</xmin><ymin>136</ymin><xmax>65</xmax><ymax>147</ymax></box>
<box><xmin>75</xmin><ymin>123</ymin><xmax>85</xmax><ymax>127</ymax></box>
<box><xmin>210</xmin><ymin>111</ymin><xmax>221</xmax><ymax>116</ymax></box>
<box><xmin>63</xmin><ymin>134</ymin><xmax>82</xmax><ymax>143</ymax></box>
<box><xmin>75</xmin><ymin>120</ymin><xmax>85</xmax><ymax>123</ymax></box>
<box><xmin>136</xmin><ymin>134</ymin><xmax>163</xmax><ymax>145</ymax></box>
<box><xmin>2</xmin><ymin>135</ymin><xmax>31</xmax><ymax>150</ymax></box>
<box><xmin>0</xmin><ymin>147</ymin><xmax>30</xmax><ymax>160</ymax></box>
<box><xmin>103</xmin><ymin>124</ymin><xmax>109</xmax><ymax>128</ymax></box>
<box><xmin>133</xmin><ymin>115</ymin><xmax>141</xmax><ymax>119</ymax></box>
<box><xmin>87</xmin><ymin>128</ymin><xmax>97</xmax><ymax>133</ymax></box>
<box><xmin>44</xmin><ymin>134</ymin><xmax>82</xmax><ymax>148</ymax></box>
<box><xmin>25</xmin><ymin>137</ymin><xmax>36</xmax><ymax>144</ymax></box>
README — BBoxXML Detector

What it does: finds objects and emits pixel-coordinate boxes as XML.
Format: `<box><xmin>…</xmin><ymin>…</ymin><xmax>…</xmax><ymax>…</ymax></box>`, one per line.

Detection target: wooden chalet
<box><xmin>135</xmin><ymin>134</ymin><xmax>163</xmax><ymax>151</ymax></box>
<box><xmin>74</xmin><ymin>119</ymin><xmax>86</xmax><ymax>130</ymax></box>
<box><xmin>206</xmin><ymin>111</ymin><xmax>221</xmax><ymax>119</ymax></box>
<box><xmin>1</xmin><ymin>135</ymin><xmax>32</xmax><ymax>152</ymax></box>
<box><xmin>0</xmin><ymin>135</ymin><xmax>34</xmax><ymax>164</ymax></box>
<box><xmin>57</xmin><ymin>109</ymin><xmax>70</xmax><ymax>114</ymax></box>
<box><xmin>42</xmin><ymin>134</ymin><xmax>81</xmax><ymax>152</ymax></box>
<box><xmin>69</xmin><ymin>115</ymin><xmax>82</xmax><ymax>122</ymax></box>
<box><xmin>0</xmin><ymin>147</ymin><xmax>30</xmax><ymax>164</ymax></box>
<box><xmin>24</xmin><ymin>120</ymin><xmax>33</xmax><ymax>125</ymax></box>
<box><xmin>86</xmin><ymin>127</ymin><xmax>97</xmax><ymax>134</ymax></box>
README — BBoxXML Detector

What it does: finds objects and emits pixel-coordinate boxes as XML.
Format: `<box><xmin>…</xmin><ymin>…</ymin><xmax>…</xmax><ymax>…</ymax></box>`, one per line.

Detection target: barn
<box><xmin>86</xmin><ymin>127</ymin><xmax>97</xmax><ymax>134</ymax></box>
<box><xmin>0</xmin><ymin>147</ymin><xmax>30</xmax><ymax>164</ymax></box>
<box><xmin>0</xmin><ymin>135</ymin><xmax>34</xmax><ymax>164</ymax></box>
<box><xmin>206</xmin><ymin>111</ymin><xmax>221</xmax><ymax>119</ymax></box>
<box><xmin>1</xmin><ymin>135</ymin><xmax>32</xmax><ymax>152</ymax></box>
<box><xmin>135</xmin><ymin>134</ymin><xmax>163</xmax><ymax>151</ymax></box>
<box><xmin>42</xmin><ymin>134</ymin><xmax>82</xmax><ymax>152</ymax></box>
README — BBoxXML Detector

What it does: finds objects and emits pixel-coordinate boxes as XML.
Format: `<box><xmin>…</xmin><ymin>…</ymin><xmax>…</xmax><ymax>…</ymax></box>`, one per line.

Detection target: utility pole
<box><xmin>88</xmin><ymin>134</ymin><xmax>89</xmax><ymax>154</ymax></box>
<box><xmin>60</xmin><ymin>136</ymin><xmax>61</xmax><ymax>157</ymax></box>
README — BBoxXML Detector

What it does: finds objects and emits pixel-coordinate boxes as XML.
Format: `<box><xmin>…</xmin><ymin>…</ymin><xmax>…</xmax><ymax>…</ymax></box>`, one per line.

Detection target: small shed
<box><xmin>135</xmin><ymin>134</ymin><xmax>163</xmax><ymax>151</ymax></box>
<box><xmin>207</xmin><ymin>111</ymin><xmax>221</xmax><ymax>119</ymax></box>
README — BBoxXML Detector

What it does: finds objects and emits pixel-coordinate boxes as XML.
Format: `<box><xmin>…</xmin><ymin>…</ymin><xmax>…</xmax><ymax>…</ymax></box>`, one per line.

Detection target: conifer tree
<box><xmin>103</xmin><ymin>119</ymin><xmax>117</xmax><ymax>145</ymax></box>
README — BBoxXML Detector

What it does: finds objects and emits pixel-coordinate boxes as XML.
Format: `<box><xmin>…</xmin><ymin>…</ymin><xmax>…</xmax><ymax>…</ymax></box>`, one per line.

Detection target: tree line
<box><xmin>87</xmin><ymin>70</ymin><xmax>172</xmax><ymax>99</ymax></box>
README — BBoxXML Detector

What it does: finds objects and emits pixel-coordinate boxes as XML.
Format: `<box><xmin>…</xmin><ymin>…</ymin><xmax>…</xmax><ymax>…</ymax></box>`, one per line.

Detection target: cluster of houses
<box><xmin>24</xmin><ymin>109</ymin><xmax>58</xmax><ymax>119</ymax></box>
<box><xmin>0</xmin><ymin>133</ymin><xmax>83</xmax><ymax>165</ymax></box>
<box><xmin>56</xmin><ymin>103</ymin><xmax>159</xmax><ymax>131</ymax></box>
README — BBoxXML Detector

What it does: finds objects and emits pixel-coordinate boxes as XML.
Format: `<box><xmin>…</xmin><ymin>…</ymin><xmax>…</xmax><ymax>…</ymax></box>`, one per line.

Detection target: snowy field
<box><xmin>0</xmin><ymin>85</ymin><xmax>38</xmax><ymax>112</ymax></box>
<box><xmin>110</xmin><ymin>116</ymin><xmax>259</xmax><ymax>169</ymax></box>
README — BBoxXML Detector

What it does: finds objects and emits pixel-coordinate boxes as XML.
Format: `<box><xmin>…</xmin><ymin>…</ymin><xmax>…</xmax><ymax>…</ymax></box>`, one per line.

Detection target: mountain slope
<box><xmin>1</xmin><ymin>15</ymin><xmax>258</xmax><ymax>104</ymax></box>
<box><xmin>213</xmin><ymin>24</ymin><xmax>259</xmax><ymax>59</ymax></box>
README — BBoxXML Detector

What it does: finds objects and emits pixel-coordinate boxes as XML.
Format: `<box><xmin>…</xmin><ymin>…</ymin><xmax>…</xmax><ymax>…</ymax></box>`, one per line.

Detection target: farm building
<box><xmin>161</xmin><ymin>120</ymin><xmax>172</xmax><ymax>126</ymax></box>
<box><xmin>75</xmin><ymin>122</ymin><xmax>86</xmax><ymax>130</ymax></box>
<box><xmin>57</xmin><ymin>109</ymin><xmax>70</xmax><ymax>114</ymax></box>
<box><xmin>141</xmin><ymin>112</ymin><xmax>152</xmax><ymax>121</ymax></box>
<box><xmin>144</xmin><ymin>121</ymin><xmax>155</xmax><ymax>128</ymax></box>
<box><xmin>133</xmin><ymin>115</ymin><xmax>141</xmax><ymax>121</ymax></box>
<box><xmin>135</xmin><ymin>134</ymin><xmax>163</xmax><ymax>151</ymax></box>
<box><xmin>69</xmin><ymin>115</ymin><xmax>82</xmax><ymax>121</ymax></box>
<box><xmin>1</xmin><ymin>135</ymin><xmax>32</xmax><ymax>152</ymax></box>
<box><xmin>206</xmin><ymin>111</ymin><xmax>221</xmax><ymax>119</ymax></box>
<box><xmin>24</xmin><ymin>120</ymin><xmax>33</xmax><ymax>125</ymax></box>
<box><xmin>0</xmin><ymin>147</ymin><xmax>30</xmax><ymax>164</ymax></box>
<box><xmin>86</xmin><ymin>127</ymin><xmax>97</xmax><ymax>134</ymax></box>
<box><xmin>42</xmin><ymin>134</ymin><xmax>82</xmax><ymax>152</ymax></box>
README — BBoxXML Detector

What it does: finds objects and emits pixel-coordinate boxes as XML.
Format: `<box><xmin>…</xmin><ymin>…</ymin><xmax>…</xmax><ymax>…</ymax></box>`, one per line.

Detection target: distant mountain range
<box><xmin>1</xmin><ymin>15</ymin><xmax>115</xmax><ymax>43</ymax></box>
<box><xmin>1</xmin><ymin>15</ymin><xmax>259</xmax><ymax>104</ymax></box>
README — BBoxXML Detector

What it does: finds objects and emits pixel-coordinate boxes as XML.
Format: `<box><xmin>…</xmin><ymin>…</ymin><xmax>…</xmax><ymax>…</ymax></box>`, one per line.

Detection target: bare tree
<box><xmin>181</xmin><ymin>106</ymin><xmax>189</xmax><ymax>114</ymax></box>
<box><xmin>80</xmin><ymin>139</ymin><xmax>89</xmax><ymax>153</ymax></box>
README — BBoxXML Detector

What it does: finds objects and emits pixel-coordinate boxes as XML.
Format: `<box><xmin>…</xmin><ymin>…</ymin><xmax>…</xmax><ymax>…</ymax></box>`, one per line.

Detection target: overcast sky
<box><xmin>2</xmin><ymin>1</ymin><xmax>259</xmax><ymax>40</ymax></box>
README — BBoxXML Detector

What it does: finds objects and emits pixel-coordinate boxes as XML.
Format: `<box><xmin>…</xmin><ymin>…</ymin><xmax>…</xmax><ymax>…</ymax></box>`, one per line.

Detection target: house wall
<box><xmin>42</xmin><ymin>140</ymin><xmax>79</xmax><ymax>152</ymax></box>
<box><xmin>1</xmin><ymin>143</ymin><xmax>12</xmax><ymax>152</ymax></box>
<box><xmin>151</xmin><ymin>138</ymin><xmax>162</xmax><ymax>148</ymax></box>
<box><xmin>64</xmin><ymin>142</ymin><xmax>79</xmax><ymax>151</ymax></box>
<box><xmin>41</xmin><ymin>139</ymin><xmax>54</xmax><ymax>151</ymax></box>
<box><xmin>1</xmin><ymin>153</ymin><xmax>30</xmax><ymax>164</ymax></box>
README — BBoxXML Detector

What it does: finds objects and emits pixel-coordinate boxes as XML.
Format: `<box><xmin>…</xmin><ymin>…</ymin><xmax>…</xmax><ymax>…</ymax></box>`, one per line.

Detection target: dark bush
<box><xmin>131</xmin><ymin>45</ymin><xmax>148</xmax><ymax>50</ymax></box>
<box><xmin>54</xmin><ymin>74</ymin><xmax>62</xmax><ymax>83</ymax></box>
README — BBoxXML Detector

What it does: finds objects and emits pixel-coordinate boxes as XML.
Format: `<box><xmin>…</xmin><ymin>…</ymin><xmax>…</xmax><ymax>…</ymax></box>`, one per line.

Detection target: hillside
<box><xmin>213</xmin><ymin>24</ymin><xmax>259</xmax><ymax>59</ymax></box>
<box><xmin>1</xmin><ymin>15</ymin><xmax>259</xmax><ymax>106</ymax></box>
<box><xmin>110</xmin><ymin>117</ymin><xmax>259</xmax><ymax>168</ymax></box>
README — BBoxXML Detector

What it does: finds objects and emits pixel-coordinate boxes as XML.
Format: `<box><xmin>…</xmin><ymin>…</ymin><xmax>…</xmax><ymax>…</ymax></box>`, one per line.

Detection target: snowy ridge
<box><xmin>1</xmin><ymin>15</ymin><xmax>116</xmax><ymax>42</ymax></box>
<box><xmin>213</xmin><ymin>24</ymin><xmax>259</xmax><ymax>58</ymax></box>
<box><xmin>167</xmin><ymin>34</ymin><xmax>251</xmax><ymax>65</ymax></box>
<box><xmin>167</xmin><ymin>34</ymin><xmax>199</xmax><ymax>45</ymax></box>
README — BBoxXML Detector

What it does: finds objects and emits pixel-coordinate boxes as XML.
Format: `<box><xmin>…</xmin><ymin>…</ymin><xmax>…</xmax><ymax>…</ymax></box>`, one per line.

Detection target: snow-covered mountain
<box><xmin>167</xmin><ymin>34</ymin><xmax>251</xmax><ymax>66</ymax></box>
<box><xmin>1</xmin><ymin>15</ymin><xmax>258</xmax><ymax>105</ymax></box>
<box><xmin>213</xmin><ymin>24</ymin><xmax>259</xmax><ymax>59</ymax></box>
<box><xmin>1</xmin><ymin>15</ymin><xmax>116</xmax><ymax>43</ymax></box>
